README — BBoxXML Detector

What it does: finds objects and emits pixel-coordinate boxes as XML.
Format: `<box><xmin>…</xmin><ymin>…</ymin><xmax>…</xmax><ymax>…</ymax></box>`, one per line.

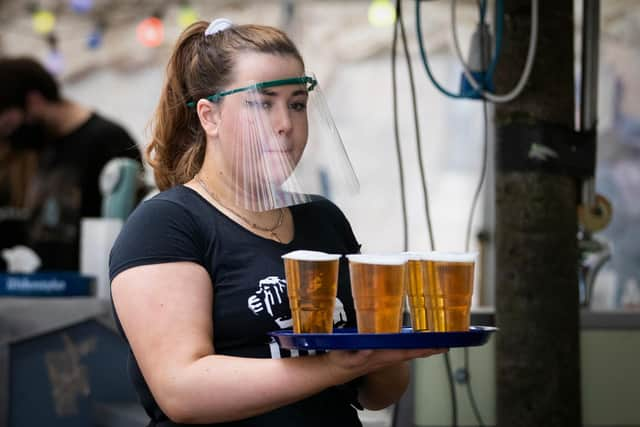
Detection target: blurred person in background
<box><xmin>110</xmin><ymin>19</ymin><xmax>445</xmax><ymax>427</ymax></box>
<box><xmin>0</xmin><ymin>57</ymin><xmax>142</xmax><ymax>271</ymax></box>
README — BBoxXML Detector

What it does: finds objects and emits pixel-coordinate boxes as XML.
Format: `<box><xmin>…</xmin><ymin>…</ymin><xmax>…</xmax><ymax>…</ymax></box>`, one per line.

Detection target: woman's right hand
<box><xmin>325</xmin><ymin>347</ymin><xmax>448</xmax><ymax>382</ymax></box>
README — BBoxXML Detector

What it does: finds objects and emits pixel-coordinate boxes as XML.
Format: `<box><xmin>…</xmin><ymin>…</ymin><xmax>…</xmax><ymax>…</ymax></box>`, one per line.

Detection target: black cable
<box><xmin>443</xmin><ymin>352</ymin><xmax>458</xmax><ymax>427</ymax></box>
<box><xmin>399</xmin><ymin>0</ymin><xmax>435</xmax><ymax>251</ymax></box>
<box><xmin>461</xmin><ymin>98</ymin><xmax>488</xmax><ymax>427</ymax></box>
<box><xmin>398</xmin><ymin>2</ymin><xmax>457</xmax><ymax>427</ymax></box>
<box><xmin>389</xmin><ymin>3</ymin><xmax>409</xmax><ymax>423</ymax></box>
<box><xmin>391</xmin><ymin>1</ymin><xmax>444</xmax><ymax>426</ymax></box>
<box><xmin>464</xmin><ymin>341</ymin><xmax>486</xmax><ymax>427</ymax></box>
<box><xmin>462</xmin><ymin>2</ymin><xmax>489</xmax><ymax>425</ymax></box>
<box><xmin>464</xmin><ymin>9</ymin><xmax>490</xmax><ymax>253</ymax></box>
<box><xmin>404</xmin><ymin>2</ymin><xmax>459</xmax><ymax>425</ymax></box>
<box><xmin>390</xmin><ymin>4</ymin><xmax>409</xmax><ymax>426</ymax></box>
<box><xmin>391</xmin><ymin>0</ymin><xmax>409</xmax><ymax>253</ymax></box>
<box><xmin>393</xmin><ymin>1</ymin><xmax>493</xmax><ymax>425</ymax></box>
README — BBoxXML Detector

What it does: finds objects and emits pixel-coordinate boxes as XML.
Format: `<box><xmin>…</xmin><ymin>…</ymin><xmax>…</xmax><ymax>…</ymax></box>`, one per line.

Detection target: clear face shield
<box><xmin>193</xmin><ymin>75</ymin><xmax>359</xmax><ymax>211</ymax></box>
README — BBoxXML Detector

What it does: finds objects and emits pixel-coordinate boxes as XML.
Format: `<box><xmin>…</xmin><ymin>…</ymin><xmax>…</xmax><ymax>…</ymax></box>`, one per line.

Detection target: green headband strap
<box><xmin>186</xmin><ymin>76</ymin><xmax>317</xmax><ymax>108</ymax></box>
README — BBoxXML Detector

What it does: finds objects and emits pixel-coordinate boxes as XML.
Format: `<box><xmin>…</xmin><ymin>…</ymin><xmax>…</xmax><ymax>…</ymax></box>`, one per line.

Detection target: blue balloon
<box><xmin>70</xmin><ymin>0</ymin><xmax>93</xmax><ymax>14</ymax></box>
<box><xmin>87</xmin><ymin>30</ymin><xmax>102</xmax><ymax>49</ymax></box>
<box><xmin>45</xmin><ymin>51</ymin><xmax>64</xmax><ymax>75</ymax></box>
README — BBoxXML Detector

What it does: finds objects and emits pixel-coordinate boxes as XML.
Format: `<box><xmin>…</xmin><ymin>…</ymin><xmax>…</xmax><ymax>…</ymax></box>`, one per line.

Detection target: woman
<box><xmin>110</xmin><ymin>19</ymin><xmax>444</xmax><ymax>426</ymax></box>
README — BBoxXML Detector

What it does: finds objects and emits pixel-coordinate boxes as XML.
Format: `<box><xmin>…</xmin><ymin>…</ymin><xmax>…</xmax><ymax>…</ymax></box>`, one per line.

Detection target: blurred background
<box><xmin>1</xmin><ymin>0</ymin><xmax>639</xmax><ymax>426</ymax></box>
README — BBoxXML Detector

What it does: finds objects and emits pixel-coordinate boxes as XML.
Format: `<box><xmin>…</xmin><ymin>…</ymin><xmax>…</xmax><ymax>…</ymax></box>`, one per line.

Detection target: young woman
<box><xmin>110</xmin><ymin>19</ymin><xmax>445</xmax><ymax>426</ymax></box>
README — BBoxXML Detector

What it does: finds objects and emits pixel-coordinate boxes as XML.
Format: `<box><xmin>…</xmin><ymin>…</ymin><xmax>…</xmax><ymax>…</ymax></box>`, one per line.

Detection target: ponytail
<box><xmin>146</xmin><ymin>22</ymin><xmax>208</xmax><ymax>190</ymax></box>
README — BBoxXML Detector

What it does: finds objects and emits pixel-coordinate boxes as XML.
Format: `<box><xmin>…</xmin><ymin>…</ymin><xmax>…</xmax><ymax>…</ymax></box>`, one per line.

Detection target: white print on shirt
<box><xmin>248</xmin><ymin>276</ymin><xmax>293</xmax><ymax>329</ymax></box>
<box><xmin>248</xmin><ymin>276</ymin><xmax>349</xmax><ymax>359</ymax></box>
<box><xmin>333</xmin><ymin>297</ymin><xmax>347</xmax><ymax>327</ymax></box>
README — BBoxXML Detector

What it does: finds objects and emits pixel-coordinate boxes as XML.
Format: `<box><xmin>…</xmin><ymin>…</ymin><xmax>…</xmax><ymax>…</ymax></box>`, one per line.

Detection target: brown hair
<box><xmin>0</xmin><ymin>57</ymin><xmax>61</xmax><ymax>111</ymax></box>
<box><xmin>147</xmin><ymin>22</ymin><xmax>304</xmax><ymax>191</ymax></box>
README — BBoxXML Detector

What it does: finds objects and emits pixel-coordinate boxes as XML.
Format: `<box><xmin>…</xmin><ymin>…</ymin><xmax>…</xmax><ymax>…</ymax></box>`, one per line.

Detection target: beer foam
<box><xmin>281</xmin><ymin>250</ymin><xmax>341</xmax><ymax>261</ymax></box>
<box><xmin>403</xmin><ymin>251</ymin><xmax>436</xmax><ymax>260</ymax></box>
<box><xmin>421</xmin><ymin>251</ymin><xmax>477</xmax><ymax>263</ymax></box>
<box><xmin>346</xmin><ymin>254</ymin><xmax>407</xmax><ymax>265</ymax></box>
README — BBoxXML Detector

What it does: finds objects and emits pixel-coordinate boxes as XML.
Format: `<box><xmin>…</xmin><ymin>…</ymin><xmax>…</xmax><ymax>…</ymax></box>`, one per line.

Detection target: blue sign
<box><xmin>0</xmin><ymin>273</ymin><xmax>94</xmax><ymax>297</ymax></box>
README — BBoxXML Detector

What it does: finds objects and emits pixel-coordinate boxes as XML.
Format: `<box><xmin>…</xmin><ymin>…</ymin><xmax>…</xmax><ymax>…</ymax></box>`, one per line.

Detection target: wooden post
<box><xmin>494</xmin><ymin>1</ymin><xmax>582</xmax><ymax>426</ymax></box>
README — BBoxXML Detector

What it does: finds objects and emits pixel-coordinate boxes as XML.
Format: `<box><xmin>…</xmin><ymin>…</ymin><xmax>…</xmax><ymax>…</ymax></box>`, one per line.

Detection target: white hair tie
<box><xmin>205</xmin><ymin>18</ymin><xmax>233</xmax><ymax>36</ymax></box>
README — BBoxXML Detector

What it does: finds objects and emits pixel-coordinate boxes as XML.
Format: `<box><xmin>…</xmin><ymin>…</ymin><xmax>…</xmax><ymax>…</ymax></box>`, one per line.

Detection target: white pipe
<box><xmin>451</xmin><ymin>0</ymin><xmax>539</xmax><ymax>103</ymax></box>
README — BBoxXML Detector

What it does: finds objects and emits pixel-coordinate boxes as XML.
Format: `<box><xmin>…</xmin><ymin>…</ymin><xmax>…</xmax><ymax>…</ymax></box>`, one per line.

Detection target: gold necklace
<box><xmin>195</xmin><ymin>175</ymin><xmax>285</xmax><ymax>242</ymax></box>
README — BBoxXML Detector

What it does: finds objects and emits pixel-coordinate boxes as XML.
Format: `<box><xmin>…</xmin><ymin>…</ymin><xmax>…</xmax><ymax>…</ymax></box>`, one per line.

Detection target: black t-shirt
<box><xmin>0</xmin><ymin>112</ymin><xmax>141</xmax><ymax>270</ymax></box>
<box><xmin>109</xmin><ymin>185</ymin><xmax>363</xmax><ymax>427</ymax></box>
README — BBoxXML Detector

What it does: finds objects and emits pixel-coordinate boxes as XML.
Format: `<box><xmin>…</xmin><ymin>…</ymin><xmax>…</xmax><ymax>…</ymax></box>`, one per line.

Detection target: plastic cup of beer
<box><xmin>282</xmin><ymin>250</ymin><xmax>341</xmax><ymax>333</ymax></box>
<box><xmin>423</xmin><ymin>251</ymin><xmax>477</xmax><ymax>332</ymax></box>
<box><xmin>346</xmin><ymin>254</ymin><xmax>407</xmax><ymax>334</ymax></box>
<box><xmin>404</xmin><ymin>252</ymin><xmax>431</xmax><ymax>332</ymax></box>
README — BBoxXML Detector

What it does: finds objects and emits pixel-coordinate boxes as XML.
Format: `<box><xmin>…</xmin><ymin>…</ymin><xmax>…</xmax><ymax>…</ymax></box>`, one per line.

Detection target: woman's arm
<box><xmin>112</xmin><ymin>262</ymin><xmax>440</xmax><ymax>424</ymax></box>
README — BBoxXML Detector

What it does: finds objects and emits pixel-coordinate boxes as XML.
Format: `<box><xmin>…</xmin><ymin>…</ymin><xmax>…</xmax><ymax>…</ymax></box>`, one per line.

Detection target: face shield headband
<box><xmin>187</xmin><ymin>76</ymin><xmax>318</xmax><ymax>108</ymax></box>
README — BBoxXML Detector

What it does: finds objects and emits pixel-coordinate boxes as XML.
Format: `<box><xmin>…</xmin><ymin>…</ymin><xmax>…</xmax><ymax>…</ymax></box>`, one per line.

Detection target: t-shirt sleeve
<box><xmin>321</xmin><ymin>199</ymin><xmax>361</xmax><ymax>254</ymax></box>
<box><xmin>103</xmin><ymin>123</ymin><xmax>142</xmax><ymax>163</ymax></box>
<box><xmin>91</xmin><ymin>115</ymin><xmax>141</xmax><ymax>163</ymax></box>
<box><xmin>339</xmin><ymin>212</ymin><xmax>361</xmax><ymax>254</ymax></box>
<box><xmin>109</xmin><ymin>198</ymin><xmax>206</xmax><ymax>281</ymax></box>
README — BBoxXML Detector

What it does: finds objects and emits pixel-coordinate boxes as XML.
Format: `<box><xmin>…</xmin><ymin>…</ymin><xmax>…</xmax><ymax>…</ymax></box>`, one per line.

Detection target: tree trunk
<box><xmin>494</xmin><ymin>1</ymin><xmax>582</xmax><ymax>427</ymax></box>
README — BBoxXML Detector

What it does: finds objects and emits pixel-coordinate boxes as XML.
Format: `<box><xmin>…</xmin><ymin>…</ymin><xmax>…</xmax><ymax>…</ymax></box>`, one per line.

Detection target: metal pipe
<box><xmin>581</xmin><ymin>178</ymin><xmax>596</xmax><ymax>210</ymax></box>
<box><xmin>580</xmin><ymin>0</ymin><xmax>600</xmax><ymax>209</ymax></box>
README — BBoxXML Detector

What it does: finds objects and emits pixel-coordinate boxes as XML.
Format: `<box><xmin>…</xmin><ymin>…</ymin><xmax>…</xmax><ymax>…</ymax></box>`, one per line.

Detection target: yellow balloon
<box><xmin>368</xmin><ymin>0</ymin><xmax>396</xmax><ymax>28</ymax></box>
<box><xmin>178</xmin><ymin>6</ymin><xmax>198</xmax><ymax>29</ymax></box>
<box><xmin>33</xmin><ymin>10</ymin><xmax>56</xmax><ymax>35</ymax></box>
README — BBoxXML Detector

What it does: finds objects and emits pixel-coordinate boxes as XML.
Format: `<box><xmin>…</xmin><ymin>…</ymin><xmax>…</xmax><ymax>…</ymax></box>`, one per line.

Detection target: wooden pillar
<box><xmin>494</xmin><ymin>1</ymin><xmax>582</xmax><ymax>426</ymax></box>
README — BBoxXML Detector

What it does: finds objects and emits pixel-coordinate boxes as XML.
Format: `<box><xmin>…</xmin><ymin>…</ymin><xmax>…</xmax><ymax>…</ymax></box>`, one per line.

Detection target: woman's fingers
<box><xmin>412</xmin><ymin>347</ymin><xmax>449</xmax><ymax>358</ymax></box>
<box><xmin>325</xmin><ymin>346</ymin><xmax>451</xmax><ymax>379</ymax></box>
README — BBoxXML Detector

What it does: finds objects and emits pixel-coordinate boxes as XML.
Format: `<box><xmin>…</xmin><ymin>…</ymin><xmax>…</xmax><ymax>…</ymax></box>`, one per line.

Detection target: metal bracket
<box><xmin>497</xmin><ymin>122</ymin><xmax>596</xmax><ymax>178</ymax></box>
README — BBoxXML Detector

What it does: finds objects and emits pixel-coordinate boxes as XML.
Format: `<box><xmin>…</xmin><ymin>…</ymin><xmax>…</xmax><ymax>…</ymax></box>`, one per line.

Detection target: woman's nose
<box><xmin>272</xmin><ymin>105</ymin><xmax>292</xmax><ymax>136</ymax></box>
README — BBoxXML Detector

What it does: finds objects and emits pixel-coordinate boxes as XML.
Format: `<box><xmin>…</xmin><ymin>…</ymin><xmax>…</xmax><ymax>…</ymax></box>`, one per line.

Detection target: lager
<box><xmin>347</xmin><ymin>254</ymin><xmax>407</xmax><ymax>333</ymax></box>
<box><xmin>405</xmin><ymin>254</ymin><xmax>429</xmax><ymax>331</ymax></box>
<box><xmin>282</xmin><ymin>250</ymin><xmax>340</xmax><ymax>333</ymax></box>
<box><xmin>424</xmin><ymin>252</ymin><xmax>476</xmax><ymax>332</ymax></box>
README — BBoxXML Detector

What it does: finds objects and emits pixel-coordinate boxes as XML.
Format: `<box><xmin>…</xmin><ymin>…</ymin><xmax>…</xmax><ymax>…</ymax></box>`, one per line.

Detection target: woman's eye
<box><xmin>245</xmin><ymin>100</ymin><xmax>272</xmax><ymax>110</ymax></box>
<box><xmin>289</xmin><ymin>102</ymin><xmax>307</xmax><ymax>112</ymax></box>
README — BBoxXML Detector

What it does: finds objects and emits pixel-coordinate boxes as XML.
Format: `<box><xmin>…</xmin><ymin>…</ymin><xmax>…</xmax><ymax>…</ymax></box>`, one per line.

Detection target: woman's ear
<box><xmin>196</xmin><ymin>99</ymin><xmax>221</xmax><ymax>137</ymax></box>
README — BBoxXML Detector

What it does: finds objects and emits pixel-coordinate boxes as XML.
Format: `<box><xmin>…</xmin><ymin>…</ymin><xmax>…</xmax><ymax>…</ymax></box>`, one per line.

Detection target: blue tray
<box><xmin>269</xmin><ymin>326</ymin><xmax>497</xmax><ymax>350</ymax></box>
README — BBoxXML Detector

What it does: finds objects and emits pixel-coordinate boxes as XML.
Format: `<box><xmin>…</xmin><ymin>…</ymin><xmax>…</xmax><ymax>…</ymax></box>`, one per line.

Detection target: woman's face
<box><xmin>214</xmin><ymin>52</ymin><xmax>308</xmax><ymax>191</ymax></box>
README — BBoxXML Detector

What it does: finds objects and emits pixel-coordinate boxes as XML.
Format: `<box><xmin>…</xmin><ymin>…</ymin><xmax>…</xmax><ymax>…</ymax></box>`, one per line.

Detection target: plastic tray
<box><xmin>269</xmin><ymin>326</ymin><xmax>497</xmax><ymax>350</ymax></box>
